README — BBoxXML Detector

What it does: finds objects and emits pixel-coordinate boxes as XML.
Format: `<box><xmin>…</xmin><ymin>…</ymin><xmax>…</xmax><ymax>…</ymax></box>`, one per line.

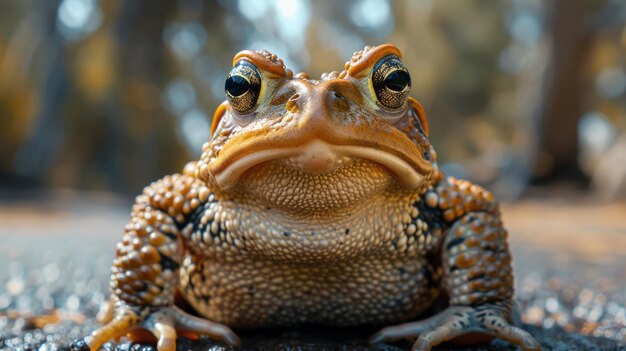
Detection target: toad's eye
<box><xmin>225</xmin><ymin>60</ymin><xmax>262</xmax><ymax>114</ymax></box>
<box><xmin>371</xmin><ymin>55</ymin><xmax>411</xmax><ymax>111</ymax></box>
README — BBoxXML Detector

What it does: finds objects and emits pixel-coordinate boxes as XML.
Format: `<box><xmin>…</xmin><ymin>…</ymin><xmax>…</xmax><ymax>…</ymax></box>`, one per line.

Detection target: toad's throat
<box><xmin>212</xmin><ymin>139</ymin><xmax>424</xmax><ymax>189</ymax></box>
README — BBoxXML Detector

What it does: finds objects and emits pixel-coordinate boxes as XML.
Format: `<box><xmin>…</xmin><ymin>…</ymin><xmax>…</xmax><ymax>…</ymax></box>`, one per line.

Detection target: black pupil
<box><xmin>384</xmin><ymin>70</ymin><xmax>410</xmax><ymax>92</ymax></box>
<box><xmin>225</xmin><ymin>75</ymin><xmax>250</xmax><ymax>97</ymax></box>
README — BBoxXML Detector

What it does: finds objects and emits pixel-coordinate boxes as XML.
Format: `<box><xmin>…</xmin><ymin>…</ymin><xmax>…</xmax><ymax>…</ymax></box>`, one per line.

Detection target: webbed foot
<box><xmin>369</xmin><ymin>305</ymin><xmax>541</xmax><ymax>351</ymax></box>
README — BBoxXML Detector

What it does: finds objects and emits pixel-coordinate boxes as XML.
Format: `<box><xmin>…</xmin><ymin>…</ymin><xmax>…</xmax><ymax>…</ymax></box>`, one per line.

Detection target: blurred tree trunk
<box><xmin>108</xmin><ymin>0</ymin><xmax>181</xmax><ymax>193</ymax></box>
<box><xmin>10</xmin><ymin>0</ymin><xmax>67</xmax><ymax>188</ymax></box>
<box><xmin>531</xmin><ymin>0</ymin><xmax>591</xmax><ymax>185</ymax></box>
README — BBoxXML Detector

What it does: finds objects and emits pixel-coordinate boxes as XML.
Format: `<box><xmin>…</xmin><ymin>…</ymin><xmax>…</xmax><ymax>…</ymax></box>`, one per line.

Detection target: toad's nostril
<box><xmin>286</xmin><ymin>93</ymin><xmax>302</xmax><ymax>112</ymax></box>
<box><xmin>286</xmin><ymin>96</ymin><xmax>300</xmax><ymax>113</ymax></box>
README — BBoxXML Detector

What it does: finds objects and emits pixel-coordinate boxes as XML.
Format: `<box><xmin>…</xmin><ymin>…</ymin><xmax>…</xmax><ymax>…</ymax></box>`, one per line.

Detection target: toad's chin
<box><xmin>210</xmin><ymin>139</ymin><xmax>425</xmax><ymax>191</ymax></box>
<box><xmin>235</xmin><ymin>157</ymin><xmax>397</xmax><ymax>212</ymax></box>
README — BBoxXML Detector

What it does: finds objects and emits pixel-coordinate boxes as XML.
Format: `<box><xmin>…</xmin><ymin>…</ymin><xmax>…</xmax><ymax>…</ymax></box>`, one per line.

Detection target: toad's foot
<box><xmin>74</xmin><ymin>300</ymin><xmax>239</xmax><ymax>351</ymax></box>
<box><xmin>369</xmin><ymin>305</ymin><xmax>541</xmax><ymax>351</ymax></box>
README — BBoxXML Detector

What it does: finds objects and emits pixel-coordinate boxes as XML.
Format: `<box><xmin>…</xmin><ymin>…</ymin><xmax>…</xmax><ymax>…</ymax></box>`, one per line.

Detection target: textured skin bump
<box><xmin>422</xmin><ymin>177</ymin><xmax>513</xmax><ymax>306</ymax></box>
<box><xmin>111</xmin><ymin>172</ymin><xmax>209</xmax><ymax>306</ymax></box>
<box><xmin>180</xmin><ymin>254</ymin><xmax>439</xmax><ymax>327</ymax></box>
<box><xmin>443</xmin><ymin>212</ymin><xmax>513</xmax><ymax>306</ymax></box>
<box><xmin>424</xmin><ymin>176</ymin><xmax>498</xmax><ymax>225</ymax></box>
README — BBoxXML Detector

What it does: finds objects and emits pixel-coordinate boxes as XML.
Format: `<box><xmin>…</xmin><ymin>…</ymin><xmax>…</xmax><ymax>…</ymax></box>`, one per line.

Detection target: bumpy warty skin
<box><xmin>83</xmin><ymin>44</ymin><xmax>541</xmax><ymax>351</ymax></box>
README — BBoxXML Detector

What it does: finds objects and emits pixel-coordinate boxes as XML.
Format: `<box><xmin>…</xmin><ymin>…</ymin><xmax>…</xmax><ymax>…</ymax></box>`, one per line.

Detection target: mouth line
<box><xmin>210</xmin><ymin>139</ymin><xmax>425</xmax><ymax>190</ymax></box>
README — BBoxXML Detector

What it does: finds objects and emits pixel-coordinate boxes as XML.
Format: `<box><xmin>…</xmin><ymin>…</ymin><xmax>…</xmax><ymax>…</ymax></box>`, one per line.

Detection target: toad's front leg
<box><xmin>371</xmin><ymin>211</ymin><xmax>541</xmax><ymax>351</ymax></box>
<box><xmin>74</xmin><ymin>173</ymin><xmax>239</xmax><ymax>351</ymax></box>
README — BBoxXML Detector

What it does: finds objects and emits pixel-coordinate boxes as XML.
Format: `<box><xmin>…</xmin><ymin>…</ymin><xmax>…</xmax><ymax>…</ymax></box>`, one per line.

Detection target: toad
<box><xmin>78</xmin><ymin>45</ymin><xmax>541</xmax><ymax>351</ymax></box>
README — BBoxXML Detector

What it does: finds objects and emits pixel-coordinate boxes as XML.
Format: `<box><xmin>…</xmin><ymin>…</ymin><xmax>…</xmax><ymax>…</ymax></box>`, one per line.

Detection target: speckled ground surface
<box><xmin>0</xmin><ymin>192</ymin><xmax>624</xmax><ymax>350</ymax></box>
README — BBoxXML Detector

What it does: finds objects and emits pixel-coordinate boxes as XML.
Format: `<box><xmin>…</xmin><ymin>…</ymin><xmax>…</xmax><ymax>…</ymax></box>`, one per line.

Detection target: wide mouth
<box><xmin>209</xmin><ymin>139</ymin><xmax>427</xmax><ymax>190</ymax></box>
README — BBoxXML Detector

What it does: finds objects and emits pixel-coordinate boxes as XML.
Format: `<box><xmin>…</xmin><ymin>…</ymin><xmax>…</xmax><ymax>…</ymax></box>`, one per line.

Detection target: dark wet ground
<box><xmin>0</xmin><ymin>191</ymin><xmax>624</xmax><ymax>350</ymax></box>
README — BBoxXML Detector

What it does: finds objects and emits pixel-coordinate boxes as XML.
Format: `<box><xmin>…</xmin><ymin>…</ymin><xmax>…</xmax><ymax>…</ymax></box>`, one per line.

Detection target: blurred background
<box><xmin>0</xmin><ymin>0</ymin><xmax>625</xmax><ymax>347</ymax></box>
<box><xmin>1</xmin><ymin>0</ymin><xmax>626</xmax><ymax>198</ymax></box>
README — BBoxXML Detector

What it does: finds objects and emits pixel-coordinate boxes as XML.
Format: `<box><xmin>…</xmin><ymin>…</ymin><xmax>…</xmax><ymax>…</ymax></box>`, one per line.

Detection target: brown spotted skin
<box><xmin>422</xmin><ymin>177</ymin><xmax>513</xmax><ymax>306</ymax></box>
<box><xmin>84</xmin><ymin>45</ymin><xmax>541</xmax><ymax>351</ymax></box>
<box><xmin>111</xmin><ymin>171</ymin><xmax>209</xmax><ymax>307</ymax></box>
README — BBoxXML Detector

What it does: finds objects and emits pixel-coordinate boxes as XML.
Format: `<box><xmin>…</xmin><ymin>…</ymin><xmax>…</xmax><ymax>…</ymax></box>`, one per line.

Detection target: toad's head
<box><xmin>197</xmin><ymin>44</ymin><xmax>437</xmax><ymax>212</ymax></box>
